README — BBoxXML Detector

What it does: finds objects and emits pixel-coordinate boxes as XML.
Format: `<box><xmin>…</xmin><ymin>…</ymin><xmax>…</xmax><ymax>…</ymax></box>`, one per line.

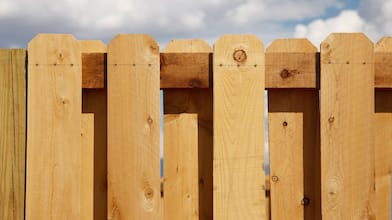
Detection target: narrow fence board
<box><xmin>374</xmin><ymin>114</ymin><xmax>392</xmax><ymax>220</ymax></box>
<box><xmin>81</xmin><ymin>113</ymin><xmax>94</xmax><ymax>220</ymax></box>
<box><xmin>108</xmin><ymin>34</ymin><xmax>161</xmax><ymax>220</ymax></box>
<box><xmin>267</xmin><ymin>39</ymin><xmax>321</xmax><ymax>220</ymax></box>
<box><xmin>26</xmin><ymin>34</ymin><xmax>82</xmax><ymax>219</ymax></box>
<box><xmin>320</xmin><ymin>33</ymin><xmax>374</xmax><ymax>219</ymax></box>
<box><xmin>374</xmin><ymin>37</ymin><xmax>392</xmax><ymax>220</ymax></box>
<box><xmin>163</xmin><ymin>39</ymin><xmax>213</xmax><ymax>220</ymax></box>
<box><xmin>0</xmin><ymin>49</ymin><xmax>26</xmax><ymax>220</ymax></box>
<box><xmin>213</xmin><ymin>35</ymin><xmax>266</xmax><ymax>220</ymax></box>
<box><xmin>269</xmin><ymin>113</ymin><xmax>304</xmax><ymax>220</ymax></box>
<box><xmin>82</xmin><ymin>53</ymin><xmax>105</xmax><ymax>88</ymax></box>
<box><xmin>160</xmin><ymin>53</ymin><xmax>210</xmax><ymax>88</ymax></box>
<box><xmin>266</xmin><ymin>39</ymin><xmax>317</xmax><ymax>88</ymax></box>
<box><xmin>164</xmin><ymin>114</ymin><xmax>199</xmax><ymax>220</ymax></box>
<box><xmin>375</xmin><ymin>37</ymin><xmax>392</xmax><ymax>88</ymax></box>
<box><xmin>80</xmin><ymin>40</ymin><xmax>108</xmax><ymax>220</ymax></box>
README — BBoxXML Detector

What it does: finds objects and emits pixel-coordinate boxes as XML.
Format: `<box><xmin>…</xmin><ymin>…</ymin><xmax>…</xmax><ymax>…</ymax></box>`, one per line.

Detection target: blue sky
<box><xmin>0</xmin><ymin>0</ymin><xmax>391</xmax><ymax>48</ymax></box>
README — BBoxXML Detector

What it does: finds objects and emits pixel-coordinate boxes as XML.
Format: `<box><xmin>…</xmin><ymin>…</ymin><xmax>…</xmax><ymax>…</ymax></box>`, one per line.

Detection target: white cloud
<box><xmin>0</xmin><ymin>0</ymin><xmax>346</xmax><ymax>47</ymax></box>
<box><xmin>294</xmin><ymin>10</ymin><xmax>377</xmax><ymax>46</ymax></box>
<box><xmin>0</xmin><ymin>1</ymin><xmax>17</xmax><ymax>17</ymax></box>
<box><xmin>226</xmin><ymin>0</ymin><xmax>341</xmax><ymax>25</ymax></box>
<box><xmin>295</xmin><ymin>0</ymin><xmax>392</xmax><ymax>46</ymax></box>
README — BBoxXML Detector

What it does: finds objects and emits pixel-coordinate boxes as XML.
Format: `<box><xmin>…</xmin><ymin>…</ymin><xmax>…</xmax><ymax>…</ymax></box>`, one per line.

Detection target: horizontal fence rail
<box><xmin>0</xmin><ymin>33</ymin><xmax>391</xmax><ymax>220</ymax></box>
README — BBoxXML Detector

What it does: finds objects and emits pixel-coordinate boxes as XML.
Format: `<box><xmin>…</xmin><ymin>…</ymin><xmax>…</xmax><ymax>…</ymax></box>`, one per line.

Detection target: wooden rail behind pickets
<box><xmin>0</xmin><ymin>33</ymin><xmax>391</xmax><ymax>220</ymax></box>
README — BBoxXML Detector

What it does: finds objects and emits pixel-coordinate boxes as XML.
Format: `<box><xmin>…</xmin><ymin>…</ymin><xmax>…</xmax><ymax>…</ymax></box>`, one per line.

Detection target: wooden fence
<box><xmin>0</xmin><ymin>33</ymin><xmax>391</xmax><ymax>220</ymax></box>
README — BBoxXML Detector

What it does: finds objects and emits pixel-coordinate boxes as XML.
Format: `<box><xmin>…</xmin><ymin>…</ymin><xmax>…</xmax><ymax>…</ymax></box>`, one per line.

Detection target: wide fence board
<box><xmin>267</xmin><ymin>39</ymin><xmax>321</xmax><ymax>220</ymax></box>
<box><xmin>164</xmin><ymin>114</ymin><xmax>199</xmax><ymax>220</ymax></box>
<box><xmin>269</xmin><ymin>113</ymin><xmax>303</xmax><ymax>220</ymax></box>
<box><xmin>320</xmin><ymin>33</ymin><xmax>375</xmax><ymax>219</ymax></box>
<box><xmin>81</xmin><ymin>113</ymin><xmax>94</xmax><ymax>220</ymax></box>
<box><xmin>26</xmin><ymin>34</ymin><xmax>82</xmax><ymax>219</ymax></box>
<box><xmin>0</xmin><ymin>49</ymin><xmax>26</xmax><ymax>220</ymax></box>
<box><xmin>80</xmin><ymin>40</ymin><xmax>108</xmax><ymax>220</ymax></box>
<box><xmin>213</xmin><ymin>34</ymin><xmax>266</xmax><ymax>220</ymax></box>
<box><xmin>107</xmin><ymin>34</ymin><xmax>161</xmax><ymax>220</ymax></box>
<box><xmin>163</xmin><ymin>39</ymin><xmax>213</xmax><ymax>220</ymax></box>
<box><xmin>374</xmin><ymin>114</ymin><xmax>392</xmax><ymax>220</ymax></box>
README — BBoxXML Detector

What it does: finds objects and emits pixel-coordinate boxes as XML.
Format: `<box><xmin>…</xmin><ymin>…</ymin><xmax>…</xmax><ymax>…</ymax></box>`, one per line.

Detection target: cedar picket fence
<box><xmin>0</xmin><ymin>33</ymin><xmax>391</xmax><ymax>220</ymax></box>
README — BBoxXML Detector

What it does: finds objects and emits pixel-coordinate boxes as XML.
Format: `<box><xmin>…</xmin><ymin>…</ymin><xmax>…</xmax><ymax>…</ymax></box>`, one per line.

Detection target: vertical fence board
<box><xmin>266</xmin><ymin>39</ymin><xmax>321</xmax><ymax>220</ymax></box>
<box><xmin>269</xmin><ymin>113</ymin><xmax>303</xmax><ymax>220</ymax></box>
<box><xmin>374</xmin><ymin>37</ymin><xmax>392</xmax><ymax>220</ymax></box>
<box><xmin>320</xmin><ymin>33</ymin><xmax>374</xmax><ymax>219</ymax></box>
<box><xmin>164</xmin><ymin>114</ymin><xmax>199</xmax><ymax>220</ymax></box>
<box><xmin>80</xmin><ymin>40</ymin><xmax>108</xmax><ymax>220</ymax></box>
<box><xmin>163</xmin><ymin>39</ymin><xmax>213</xmax><ymax>220</ymax></box>
<box><xmin>107</xmin><ymin>34</ymin><xmax>160</xmax><ymax>220</ymax></box>
<box><xmin>374</xmin><ymin>114</ymin><xmax>392</xmax><ymax>220</ymax></box>
<box><xmin>81</xmin><ymin>113</ymin><xmax>94</xmax><ymax>220</ymax></box>
<box><xmin>0</xmin><ymin>49</ymin><xmax>26</xmax><ymax>220</ymax></box>
<box><xmin>26</xmin><ymin>34</ymin><xmax>82</xmax><ymax>219</ymax></box>
<box><xmin>213</xmin><ymin>35</ymin><xmax>266</xmax><ymax>220</ymax></box>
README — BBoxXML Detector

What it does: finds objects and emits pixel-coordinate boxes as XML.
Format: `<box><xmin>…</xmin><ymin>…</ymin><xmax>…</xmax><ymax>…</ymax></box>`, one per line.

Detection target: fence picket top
<box><xmin>375</xmin><ymin>37</ymin><xmax>392</xmax><ymax>88</ymax></box>
<box><xmin>108</xmin><ymin>34</ymin><xmax>159</xmax><ymax>65</ymax></box>
<box><xmin>375</xmin><ymin>37</ymin><xmax>392</xmax><ymax>52</ymax></box>
<box><xmin>267</xmin><ymin>38</ymin><xmax>317</xmax><ymax>53</ymax></box>
<box><xmin>321</xmin><ymin>33</ymin><xmax>374</xmax><ymax>64</ymax></box>
<box><xmin>266</xmin><ymin>38</ymin><xmax>317</xmax><ymax>88</ymax></box>
<box><xmin>165</xmin><ymin>39</ymin><xmax>211</xmax><ymax>52</ymax></box>
<box><xmin>214</xmin><ymin>34</ymin><xmax>264</xmax><ymax>67</ymax></box>
<box><xmin>80</xmin><ymin>40</ymin><xmax>107</xmax><ymax>52</ymax></box>
<box><xmin>28</xmin><ymin>34</ymin><xmax>81</xmax><ymax>65</ymax></box>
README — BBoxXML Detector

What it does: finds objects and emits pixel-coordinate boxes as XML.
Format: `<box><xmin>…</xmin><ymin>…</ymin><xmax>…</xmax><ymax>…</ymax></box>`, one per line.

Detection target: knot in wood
<box><xmin>144</xmin><ymin>187</ymin><xmax>154</xmax><ymax>200</ymax></box>
<box><xmin>280</xmin><ymin>69</ymin><xmax>290</xmax><ymax>78</ymax></box>
<box><xmin>271</xmin><ymin>176</ymin><xmax>279</xmax><ymax>182</ymax></box>
<box><xmin>233</xmin><ymin>49</ymin><xmax>247</xmax><ymax>63</ymax></box>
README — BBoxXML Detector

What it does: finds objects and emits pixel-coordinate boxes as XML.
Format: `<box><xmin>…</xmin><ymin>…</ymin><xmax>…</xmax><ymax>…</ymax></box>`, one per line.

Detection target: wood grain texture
<box><xmin>374</xmin><ymin>114</ymin><xmax>392</xmax><ymax>220</ymax></box>
<box><xmin>0</xmin><ymin>49</ymin><xmax>26</xmax><ymax>220</ymax></box>
<box><xmin>82</xmin><ymin>53</ymin><xmax>105</xmax><ymax>88</ymax></box>
<box><xmin>163</xmin><ymin>39</ymin><xmax>213</xmax><ymax>220</ymax></box>
<box><xmin>213</xmin><ymin>34</ymin><xmax>266</xmax><ymax>220</ymax></box>
<box><xmin>267</xmin><ymin>39</ymin><xmax>321</xmax><ymax>220</ymax></box>
<box><xmin>375</xmin><ymin>37</ymin><xmax>392</xmax><ymax>88</ymax></box>
<box><xmin>81</xmin><ymin>113</ymin><xmax>94</xmax><ymax>220</ymax></box>
<box><xmin>374</xmin><ymin>37</ymin><xmax>392</xmax><ymax>220</ymax></box>
<box><xmin>80</xmin><ymin>40</ymin><xmax>106</xmax><ymax>88</ymax></box>
<box><xmin>160</xmin><ymin>52</ymin><xmax>210</xmax><ymax>88</ymax></box>
<box><xmin>107</xmin><ymin>34</ymin><xmax>160</xmax><ymax>220</ymax></box>
<box><xmin>164</xmin><ymin>114</ymin><xmax>199</xmax><ymax>220</ymax></box>
<box><xmin>269</xmin><ymin>113</ymin><xmax>303</xmax><ymax>220</ymax></box>
<box><xmin>320</xmin><ymin>33</ymin><xmax>375</xmax><ymax>219</ymax></box>
<box><xmin>26</xmin><ymin>34</ymin><xmax>82</xmax><ymax>219</ymax></box>
<box><xmin>266</xmin><ymin>39</ymin><xmax>317</xmax><ymax>88</ymax></box>
<box><xmin>80</xmin><ymin>40</ymin><xmax>108</xmax><ymax>220</ymax></box>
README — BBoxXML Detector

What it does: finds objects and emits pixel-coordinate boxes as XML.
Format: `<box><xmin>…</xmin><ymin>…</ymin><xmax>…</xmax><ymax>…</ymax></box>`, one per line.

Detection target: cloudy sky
<box><xmin>0</xmin><ymin>0</ymin><xmax>391</xmax><ymax>48</ymax></box>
